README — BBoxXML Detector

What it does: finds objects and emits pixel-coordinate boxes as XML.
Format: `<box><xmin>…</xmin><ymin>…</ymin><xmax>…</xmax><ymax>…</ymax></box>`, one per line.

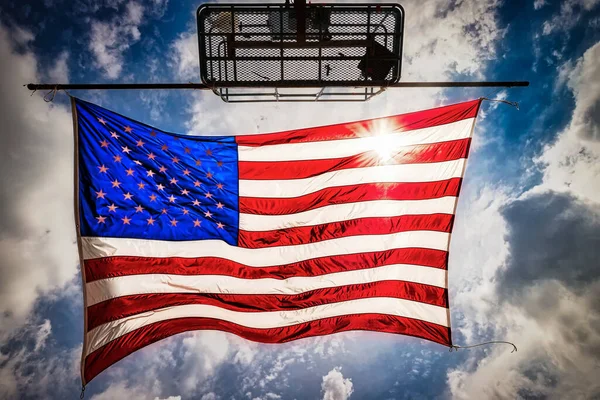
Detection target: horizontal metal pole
<box><xmin>231</xmin><ymin>39</ymin><xmax>374</xmax><ymax>49</ymax></box>
<box><xmin>222</xmin><ymin>96</ymin><xmax>373</xmax><ymax>103</ymax></box>
<box><xmin>27</xmin><ymin>81</ymin><xmax>529</xmax><ymax>91</ymax></box>
<box><xmin>217</xmin><ymin>91</ymin><xmax>378</xmax><ymax>97</ymax></box>
<box><xmin>204</xmin><ymin>55</ymin><xmax>376</xmax><ymax>61</ymax></box>
<box><xmin>203</xmin><ymin>31</ymin><xmax>395</xmax><ymax>37</ymax></box>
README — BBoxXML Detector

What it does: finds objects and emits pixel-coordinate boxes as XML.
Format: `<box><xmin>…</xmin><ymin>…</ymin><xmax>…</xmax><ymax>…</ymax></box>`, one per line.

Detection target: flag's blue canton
<box><xmin>76</xmin><ymin>99</ymin><xmax>239</xmax><ymax>245</ymax></box>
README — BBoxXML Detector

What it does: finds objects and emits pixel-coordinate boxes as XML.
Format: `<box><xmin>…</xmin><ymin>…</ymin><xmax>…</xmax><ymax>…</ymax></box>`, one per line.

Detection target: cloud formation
<box><xmin>499</xmin><ymin>192</ymin><xmax>600</xmax><ymax>293</ymax></box>
<box><xmin>88</xmin><ymin>2</ymin><xmax>145</xmax><ymax>79</ymax></box>
<box><xmin>541</xmin><ymin>0</ymin><xmax>600</xmax><ymax>36</ymax></box>
<box><xmin>562</xmin><ymin>41</ymin><xmax>600</xmax><ymax>141</ymax></box>
<box><xmin>0</xmin><ymin>320</ymin><xmax>81</xmax><ymax>399</ymax></box>
<box><xmin>47</xmin><ymin>51</ymin><xmax>70</xmax><ymax>84</ymax></box>
<box><xmin>537</xmin><ymin>41</ymin><xmax>600</xmax><ymax>203</ymax></box>
<box><xmin>6</xmin><ymin>1</ymin><xmax>599</xmax><ymax>399</ymax></box>
<box><xmin>0</xmin><ymin>24</ymin><xmax>78</xmax><ymax>338</ymax></box>
<box><xmin>447</xmin><ymin>39</ymin><xmax>600</xmax><ymax>400</ymax></box>
<box><xmin>321</xmin><ymin>367</ymin><xmax>354</xmax><ymax>400</ymax></box>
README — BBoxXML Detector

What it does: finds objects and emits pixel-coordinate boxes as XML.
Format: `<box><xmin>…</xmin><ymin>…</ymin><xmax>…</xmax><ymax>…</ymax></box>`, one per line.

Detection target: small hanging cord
<box><xmin>27</xmin><ymin>84</ymin><xmax>37</xmax><ymax>97</ymax></box>
<box><xmin>43</xmin><ymin>86</ymin><xmax>59</xmax><ymax>102</ymax></box>
<box><xmin>80</xmin><ymin>384</ymin><xmax>86</xmax><ymax>399</ymax></box>
<box><xmin>481</xmin><ymin>97</ymin><xmax>520</xmax><ymax>110</ymax></box>
<box><xmin>449</xmin><ymin>341</ymin><xmax>517</xmax><ymax>353</ymax></box>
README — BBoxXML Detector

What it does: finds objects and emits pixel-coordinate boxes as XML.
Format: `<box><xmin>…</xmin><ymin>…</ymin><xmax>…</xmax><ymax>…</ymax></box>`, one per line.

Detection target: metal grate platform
<box><xmin>197</xmin><ymin>2</ymin><xmax>404</xmax><ymax>102</ymax></box>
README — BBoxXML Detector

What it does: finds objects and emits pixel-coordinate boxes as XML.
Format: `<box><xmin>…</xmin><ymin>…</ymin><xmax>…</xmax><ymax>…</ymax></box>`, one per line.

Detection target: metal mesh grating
<box><xmin>197</xmin><ymin>2</ymin><xmax>404</xmax><ymax>94</ymax></box>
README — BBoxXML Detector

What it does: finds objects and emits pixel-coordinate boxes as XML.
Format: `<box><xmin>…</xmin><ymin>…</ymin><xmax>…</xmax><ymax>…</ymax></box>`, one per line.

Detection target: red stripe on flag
<box><xmin>84</xmin><ymin>248</ymin><xmax>448</xmax><ymax>282</ymax></box>
<box><xmin>235</xmin><ymin>100</ymin><xmax>480</xmax><ymax>146</ymax></box>
<box><xmin>238</xmin><ymin>214</ymin><xmax>454</xmax><ymax>249</ymax></box>
<box><xmin>84</xmin><ymin>314</ymin><xmax>451</xmax><ymax>383</ymax></box>
<box><xmin>239</xmin><ymin>139</ymin><xmax>471</xmax><ymax>180</ymax></box>
<box><xmin>87</xmin><ymin>280</ymin><xmax>449</xmax><ymax>331</ymax></box>
<box><xmin>240</xmin><ymin>179</ymin><xmax>462</xmax><ymax>215</ymax></box>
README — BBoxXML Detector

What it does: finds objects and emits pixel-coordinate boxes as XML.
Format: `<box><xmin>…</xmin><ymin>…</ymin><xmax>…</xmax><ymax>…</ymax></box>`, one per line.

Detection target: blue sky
<box><xmin>0</xmin><ymin>0</ymin><xmax>599</xmax><ymax>399</ymax></box>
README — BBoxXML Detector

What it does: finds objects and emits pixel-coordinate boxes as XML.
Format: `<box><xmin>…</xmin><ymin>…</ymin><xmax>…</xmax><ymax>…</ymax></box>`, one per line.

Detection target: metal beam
<box><xmin>230</xmin><ymin>39</ymin><xmax>375</xmax><ymax>49</ymax></box>
<box><xmin>27</xmin><ymin>81</ymin><xmax>529</xmax><ymax>91</ymax></box>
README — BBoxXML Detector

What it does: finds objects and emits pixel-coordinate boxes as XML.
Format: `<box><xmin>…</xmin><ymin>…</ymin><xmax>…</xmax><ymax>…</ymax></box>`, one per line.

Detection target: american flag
<box><xmin>74</xmin><ymin>98</ymin><xmax>481</xmax><ymax>384</ymax></box>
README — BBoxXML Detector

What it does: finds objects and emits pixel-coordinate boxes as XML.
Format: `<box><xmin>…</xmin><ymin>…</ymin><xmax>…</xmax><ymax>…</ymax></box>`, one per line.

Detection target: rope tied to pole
<box><xmin>80</xmin><ymin>384</ymin><xmax>86</xmax><ymax>399</ymax></box>
<box><xmin>449</xmin><ymin>341</ymin><xmax>517</xmax><ymax>353</ymax></box>
<box><xmin>43</xmin><ymin>86</ymin><xmax>59</xmax><ymax>102</ymax></box>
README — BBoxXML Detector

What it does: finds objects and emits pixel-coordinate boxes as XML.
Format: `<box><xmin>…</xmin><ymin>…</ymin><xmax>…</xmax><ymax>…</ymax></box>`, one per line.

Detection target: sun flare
<box><xmin>351</xmin><ymin>117</ymin><xmax>404</xmax><ymax>164</ymax></box>
<box><xmin>370</xmin><ymin>134</ymin><xmax>398</xmax><ymax>162</ymax></box>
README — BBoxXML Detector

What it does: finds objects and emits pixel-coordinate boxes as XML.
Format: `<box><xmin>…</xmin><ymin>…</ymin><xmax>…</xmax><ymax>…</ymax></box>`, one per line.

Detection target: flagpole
<box><xmin>26</xmin><ymin>81</ymin><xmax>529</xmax><ymax>91</ymax></box>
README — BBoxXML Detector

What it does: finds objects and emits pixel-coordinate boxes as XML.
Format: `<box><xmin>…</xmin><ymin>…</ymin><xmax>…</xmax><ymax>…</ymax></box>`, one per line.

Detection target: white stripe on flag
<box><xmin>86</xmin><ymin>263</ymin><xmax>448</xmax><ymax>306</ymax></box>
<box><xmin>85</xmin><ymin>297</ymin><xmax>450</xmax><ymax>356</ymax></box>
<box><xmin>239</xmin><ymin>197</ymin><xmax>457</xmax><ymax>231</ymax></box>
<box><xmin>81</xmin><ymin>231</ymin><xmax>451</xmax><ymax>265</ymax></box>
<box><xmin>238</xmin><ymin>159</ymin><xmax>467</xmax><ymax>198</ymax></box>
<box><xmin>237</xmin><ymin>118</ymin><xmax>475</xmax><ymax>162</ymax></box>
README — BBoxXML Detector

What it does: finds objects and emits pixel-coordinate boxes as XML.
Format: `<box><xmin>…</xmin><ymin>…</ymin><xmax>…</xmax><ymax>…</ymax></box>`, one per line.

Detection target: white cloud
<box><xmin>561</xmin><ymin>41</ymin><xmax>600</xmax><ymax>142</ymax></box>
<box><xmin>33</xmin><ymin>319</ymin><xmax>52</xmax><ymax>352</ymax></box>
<box><xmin>312</xmin><ymin>335</ymin><xmax>346</xmax><ymax>358</ymax></box>
<box><xmin>230</xmin><ymin>335</ymin><xmax>259</xmax><ymax>367</ymax></box>
<box><xmin>239</xmin><ymin>339</ymin><xmax>346</xmax><ymax>395</ymax></box>
<box><xmin>448</xmin><ymin>278</ymin><xmax>600</xmax><ymax>399</ymax></box>
<box><xmin>402</xmin><ymin>0</ymin><xmax>504</xmax><ymax>81</ymax></box>
<box><xmin>0</xmin><ymin>322</ymin><xmax>81</xmax><ymax>399</ymax></box>
<box><xmin>448</xmin><ymin>185</ymin><xmax>512</xmax><ymax>341</ymax></box>
<box><xmin>90</xmin><ymin>382</ymin><xmax>150</xmax><ymax>400</ymax></box>
<box><xmin>90</xmin><ymin>382</ymin><xmax>182</xmax><ymax>400</ymax></box>
<box><xmin>541</xmin><ymin>0</ymin><xmax>600</xmax><ymax>36</ymax></box>
<box><xmin>262</xmin><ymin>358</ymin><xmax>290</xmax><ymax>386</ymax></box>
<box><xmin>169</xmin><ymin>31</ymin><xmax>199</xmax><ymax>80</ymax></box>
<box><xmin>321</xmin><ymin>367</ymin><xmax>353</xmax><ymax>400</ymax></box>
<box><xmin>250</xmin><ymin>393</ymin><xmax>281</xmax><ymax>400</ymax></box>
<box><xmin>534</xmin><ymin>0</ymin><xmax>547</xmax><ymax>9</ymax></box>
<box><xmin>89</xmin><ymin>331</ymin><xmax>261</xmax><ymax>398</ymax></box>
<box><xmin>88</xmin><ymin>336</ymin><xmax>181</xmax><ymax>399</ymax></box>
<box><xmin>88</xmin><ymin>2</ymin><xmax>146</xmax><ymax>79</ymax></box>
<box><xmin>447</xmin><ymin>40</ymin><xmax>600</xmax><ymax>400</ymax></box>
<box><xmin>179</xmin><ymin>332</ymin><xmax>231</xmax><ymax>394</ymax></box>
<box><xmin>148</xmin><ymin>0</ymin><xmax>170</xmax><ymax>18</ymax></box>
<box><xmin>139</xmin><ymin>90</ymin><xmax>168</xmax><ymax>121</ymax></box>
<box><xmin>447</xmin><ymin>188</ymin><xmax>600</xmax><ymax>397</ymax></box>
<box><xmin>126</xmin><ymin>1</ymin><xmax>144</xmax><ymax>25</ymax></box>
<box><xmin>47</xmin><ymin>50</ymin><xmax>69</xmax><ymax>83</ymax></box>
<box><xmin>12</xmin><ymin>25</ymin><xmax>35</xmax><ymax>46</ymax></box>
<box><xmin>0</xmin><ymin>23</ymin><xmax>79</xmax><ymax>339</ymax></box>
<box><xmin>535</xmin><ymin>41</ymin><xmax>600</xmax><ymax>202</ymax></box>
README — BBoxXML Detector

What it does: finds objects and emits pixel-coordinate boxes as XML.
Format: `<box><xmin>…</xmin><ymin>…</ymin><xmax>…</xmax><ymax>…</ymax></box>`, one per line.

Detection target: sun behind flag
<box><xmin>73</xmin><ymin>98</ymin><xmax>481</xmax><ymax>384</ymax></box>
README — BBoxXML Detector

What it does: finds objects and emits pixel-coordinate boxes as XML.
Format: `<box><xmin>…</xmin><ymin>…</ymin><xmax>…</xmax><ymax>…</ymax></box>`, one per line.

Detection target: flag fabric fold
<box><xmin>73</xmin><ymin>98</ymin><xmax>481</xmax><ymax>384</ymax></box>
